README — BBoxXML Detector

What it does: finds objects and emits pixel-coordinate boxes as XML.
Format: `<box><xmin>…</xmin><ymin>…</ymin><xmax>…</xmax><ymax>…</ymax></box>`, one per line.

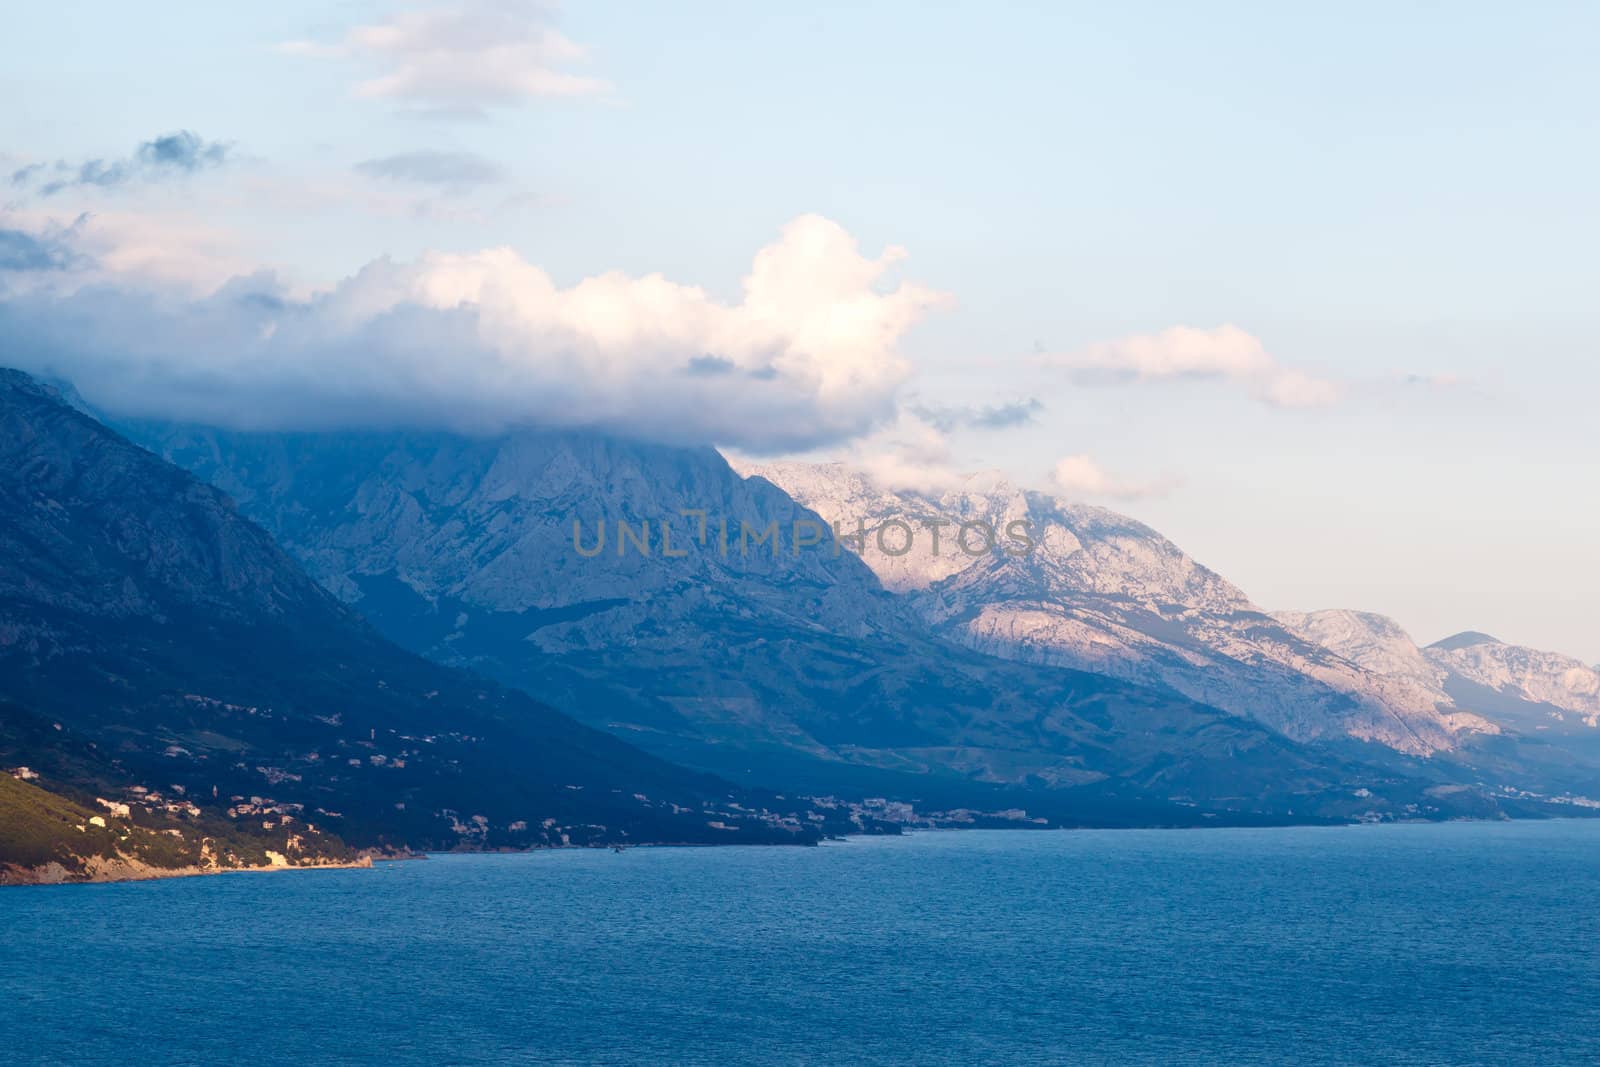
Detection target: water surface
<box><xmin>5</xmin><ymin>821</ymin><xmax>1599</xmax><ymax>1065</ymax></box>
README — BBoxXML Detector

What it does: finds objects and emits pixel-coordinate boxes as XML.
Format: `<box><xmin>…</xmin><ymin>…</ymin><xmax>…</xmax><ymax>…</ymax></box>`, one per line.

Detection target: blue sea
<box><xmin>5</xmin><ymin>821</ymin><xmax>1600</xmax><ymax>1066</ymax></box>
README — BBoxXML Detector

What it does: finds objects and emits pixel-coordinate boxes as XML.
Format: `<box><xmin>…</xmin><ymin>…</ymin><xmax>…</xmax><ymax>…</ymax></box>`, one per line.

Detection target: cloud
<box><xmin>0</xmin><ymin>213</ymin><xmax>945</xmax><ymax>452</ymax></box>
<box><xmin>138</xmin><ymin>131</ymin><xmax>231</xmax><ymax>171</ymax></box>
<box><xmin>0</xmin><ymin>208</ymin><xmax>257</xmax><ymax>293</ymax></box>
<box><xmin>283</xmin><ymin>1</ymin><xmax>610</xmax><ymax>114</ymax></box>
<box><xmin>851</xmin><ymin>415</ymin><xmax>964</xmax><ymax>494</ymax></box>
<box><xmin>683</xmin><ymin>354</ymin><xmax>737</xmax><ymax>377</ymax></box>
<box><xmin>9</xmin><ymin>162</ymin><xmax>47</xmax><ymax>187</ymax></box>
<box><xmin>1049</xmin><ymin>324</ymin><xmax>1342</xmax><ymax>409</ymax></box>
<box><xmin>13</xmin><ymin>132</ymin><xmax>232</xmax><ymax>197</ymax></box>
<box><xmin>354</xmin><ymin>150</ymin><xmax>506</xmax><ymax>189</ymax></box>
<box><xmin>1257</xmin><ymin>367</ymin><xmax>1342</xmax><ymax>408</ymax></box>
<box><xmin>0</xmin><ymin>226</ymin><xmax>81</xmax><ymax>272</ymax></box>
<box><xmin>911</xmin><ymin>397</ymin><xmax>1042</xmax><ymax>433</ymax></box>
<box><xmin>1399</xmin><ymin>372</ymin><xmax>1465</xmax><ymax>390</ymax></box>
<box><xmin>1050</xmin><ymin>455</ymin><xmax>1178</xmax><ymax>501</ymax></box>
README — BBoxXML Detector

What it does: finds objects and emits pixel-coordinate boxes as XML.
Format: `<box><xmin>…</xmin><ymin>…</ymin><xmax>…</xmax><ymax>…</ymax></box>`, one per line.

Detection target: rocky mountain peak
<box><xmin>1429</xmin><ymin>631</ymin><xmax>1503</xmax><ymax>652</ymax></box>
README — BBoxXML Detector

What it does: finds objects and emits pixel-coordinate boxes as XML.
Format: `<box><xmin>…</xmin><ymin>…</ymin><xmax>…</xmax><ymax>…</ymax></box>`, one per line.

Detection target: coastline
<box><xmin>0</xmin><ymin>853</ymin><xmax>375</xmax><ymax>888</ymax></box>
<box><xmin>16</xmin><ymin>809</ymin><xmax>1600</xmax><ymax>888</ymax></box>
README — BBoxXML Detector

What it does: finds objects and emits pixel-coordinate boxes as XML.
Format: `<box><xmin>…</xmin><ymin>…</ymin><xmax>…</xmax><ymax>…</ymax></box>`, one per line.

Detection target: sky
<box><xmin>2</xmin><ymin>1</ymin><xmax>1596</xmax><ymax>660</ymax></box>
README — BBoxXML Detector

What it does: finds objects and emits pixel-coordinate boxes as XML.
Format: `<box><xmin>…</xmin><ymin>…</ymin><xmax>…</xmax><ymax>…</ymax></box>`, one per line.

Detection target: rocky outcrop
<box><xmin>746</xmin><ymin>462</ymin><xmax>1488</xmax><ymax>756</ymax></box>
<box><xmin>1426</xmin><ymin>631</ymin><xmax>1600</xmax><ymax>731</ymax></box>
<box><xmin>1270</xmin><ymin>610</ymin><xmax>1600</xmax><ymax>740</ymax></box>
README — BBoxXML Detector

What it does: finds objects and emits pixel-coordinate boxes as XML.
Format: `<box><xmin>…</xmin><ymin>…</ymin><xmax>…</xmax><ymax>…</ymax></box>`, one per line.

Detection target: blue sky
<box><xmin>3</xmin><ymin>1</ymin><xmax>1597</xmax><ymax>659</ymax></box>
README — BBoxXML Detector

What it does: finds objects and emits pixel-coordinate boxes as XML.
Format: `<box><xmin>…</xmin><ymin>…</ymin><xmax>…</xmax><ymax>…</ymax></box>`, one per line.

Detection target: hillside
<box><xmin>0</xmin><ymin>370</ymin><xmax>821</xmax><ymax>856</ymax></box>
<box><xmin>0</xmin><ymin>765</ymin><xmax>364</xmax><ymax>885</ymax></box>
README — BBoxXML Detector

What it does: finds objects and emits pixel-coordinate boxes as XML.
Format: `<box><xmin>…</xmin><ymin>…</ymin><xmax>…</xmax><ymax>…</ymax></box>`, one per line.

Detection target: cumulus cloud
<box><xmin>1050</xmin><ymin>455</ymin><xmax>1178</xmax><ymax>501</ymax></box>
<box><xmin>0</xmin><ymin>213</ymin><xmax>945</xmax><ymax>452</ymax></box>
<box><xmin>283</xmin><ymin>1</ymin><xmax>610</xmax><ymax>114</ymax></box>
<box><xmin>355</xmin><ymin>150</ymin><xmax>506</xmax><ymax>190</ymax></box>
<box><xmin>911</xmin><ymin>397</ymin><xmax>1042</xmax><ymax>433</ymax></box>
<box><xmin>11</xmin><ymin>132</ymin><xmax>232</xmax><ymax>197</ymax></box>
<box><xmin>1050</xmin><ymin>324</ymin><xmax>1342</xmax><ymax>409</ymax></box>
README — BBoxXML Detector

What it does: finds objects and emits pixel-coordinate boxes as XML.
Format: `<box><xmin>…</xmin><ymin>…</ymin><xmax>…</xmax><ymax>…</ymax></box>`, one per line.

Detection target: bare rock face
<box><xmin>1426</xmin><ymin>631</ymin><xmax>1600</xmax><ymax>731</ymax></box>
<box><xmin>745</xmin><ymin>462</ymin><xmax>1491</xmax><ymax>756</ymax></box>
<box><xmin>1274</xmin><ymin>610</ymin><xmax>1450</xmax><ymax>698</ymax></box>
<box><xmin>1269</xmin><ymin>609</ymin><xmax>1600</xmax><ymax>742</ymax></box>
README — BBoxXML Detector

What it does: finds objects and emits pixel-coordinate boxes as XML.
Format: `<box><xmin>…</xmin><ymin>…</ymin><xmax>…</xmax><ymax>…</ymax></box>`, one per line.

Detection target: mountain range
<box><xmin>120</xmin><ymin>408</ymin><xmax>1597</xmax><ymax>821</ymax></box>
<box><xmin>5</xmin><ymin>361</ymin><xmax>1596</xmax><ymax>882</ymax></box>
<box><xmin>1274</xmin><ymin>610</ymin><xmax>1600</xmax><ymax>766</ymax></box>
<box><xmin>120</xmin><ymin>422</ymin><xmax>1386</xmax><ymax>818</ymax></box>
<box><xmin>0</xmin><ymin>369</ymin><xmax>827</xmax><ymax>881</ymax></box>
<box><xmin>743</xmin><ymin>463</ymin><xmax>1497</xmax><ymax>754</ymax></box>
<box><xmin>744</xmin><ymin>462</ymin><xmax>1600</xmax><ymax>794</ymax></box>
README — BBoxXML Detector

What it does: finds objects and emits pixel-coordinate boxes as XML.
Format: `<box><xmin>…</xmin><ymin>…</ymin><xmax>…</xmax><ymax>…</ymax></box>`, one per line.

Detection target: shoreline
<box><xmin>0</xmin><ymin>854</ymin><xmax>375</xmax><ymax>889</ymax></box>
<box><xmin>14</xmin><ymin>810</ymin><xmax>1600</xmax><ymax>887</ymax></box>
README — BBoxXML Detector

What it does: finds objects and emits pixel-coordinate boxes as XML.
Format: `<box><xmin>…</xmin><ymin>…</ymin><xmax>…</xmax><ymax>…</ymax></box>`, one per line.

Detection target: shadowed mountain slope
<box><xmin>0</xmin><ymin>369</ymin><xmax>819</xmax><ymax>852</ymax></box>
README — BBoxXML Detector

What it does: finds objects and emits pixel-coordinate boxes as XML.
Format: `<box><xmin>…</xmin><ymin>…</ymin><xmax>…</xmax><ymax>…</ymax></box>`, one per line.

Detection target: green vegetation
<box><xmin>0</xmin><ymin>770</ymin><xmax>359</xmax><ymax>884</ymax></box>
<box><xmin>0</xmin><ymin>773</ymin><xmax>120</xmax><ymax>873</ymax></box>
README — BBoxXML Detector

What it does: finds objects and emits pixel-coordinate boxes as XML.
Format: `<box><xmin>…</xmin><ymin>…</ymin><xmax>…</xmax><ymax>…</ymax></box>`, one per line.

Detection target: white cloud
<box><xmin>0</xmin><ymin>213</ymin><xmax>945</xmax><ymax>452</ymax></box>
<box><xmin>283</xmin><ymin>1</ymin><xmax>610</xmax><ymax>113</ymax></box>
<box><xmin>1050</xmin><ymin>324</ymin><xmax>1342</xmax><ymax>409</ymax></box>
<box><xmin>723</xmin><ymin>405</ymin><xmax>977</xmax><ymax>495</ymax></box>
<box><xmin>1257</xmin><ymin>367</ymin><xmax>1342</xmax><ymax>409</ymax></box>
<box><xmin>1050</xmin><ymin>455</ymin><xmax>1177</xmax><ymax>501</ymax></box>
<box><xmin>849</xmin><ymin>414</ymin><xmax>963</xmax><ymax>494</ymax></box>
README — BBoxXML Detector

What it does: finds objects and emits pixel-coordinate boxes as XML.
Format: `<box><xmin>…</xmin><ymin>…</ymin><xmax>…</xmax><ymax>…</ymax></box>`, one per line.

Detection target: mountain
<box><xmin>1273</xmin><ymin>609</ymin><xmax>1456</xmax><ymax>706</ymax></box>
<box><xmin>1425</xmin><ymin>631</ymin><xmax>1600</xmax><ymax>733</ymax></box>
<box><xmin>117</xmin><ymin>418</ymin><xmax>1478</xmax><ymax>823</ymax></box>
<box><xmin>743</xmin><ymin>463</ymin><xmax>1493</xmax><ymax>756</ymax></box>
<box><xmin>1274</xmin><ymin>610</ymin><xmax>1600</xmax><ymax>782</ymax></box>
<box><xmin>0</xmin><ymin>369</ymin><xmax>822</xmax><ymax>863</ymax></box>
<box><xmin>1272</xmin><ymin>611</ymin><xmax>1600</xmax><ymax>737</ymax></box>
<box><xmin>1431</xmin><ymin>631</ymin><xmax>1504</xmax><ymax>653</ymax></box>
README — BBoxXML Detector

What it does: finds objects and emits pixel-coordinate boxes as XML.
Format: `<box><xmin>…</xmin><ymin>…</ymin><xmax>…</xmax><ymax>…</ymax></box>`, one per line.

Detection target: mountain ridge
<box><xmin>106</xmin><ymin>411</ymin><xmax>1600</xmax><ymax>823</ymax></box>
<box><xmin>0</xmin><ymin>368</ymin><xmax>828</xmax><ymax>867</ymax></box>
<box><xmin>743</xmin><ymin>461</ymin><xmax>1496</xmax><ymax>757</ymax></box>
<box><xmin>1277</xmin><ymin>610</ymin><xmax>1600</xmax><ymax>734</ymax></box>
<box><xmin>116</xmin><ymin>416</ymin><xmax>1493</xmax><ymax>822</ymax></box>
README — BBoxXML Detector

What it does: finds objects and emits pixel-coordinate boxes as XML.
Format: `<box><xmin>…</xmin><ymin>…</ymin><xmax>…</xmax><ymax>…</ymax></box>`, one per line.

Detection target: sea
<box><xmin>4</xmin><ymin>820</ymin><xmax>1599</xmax><ymax>1066</ymax></box>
